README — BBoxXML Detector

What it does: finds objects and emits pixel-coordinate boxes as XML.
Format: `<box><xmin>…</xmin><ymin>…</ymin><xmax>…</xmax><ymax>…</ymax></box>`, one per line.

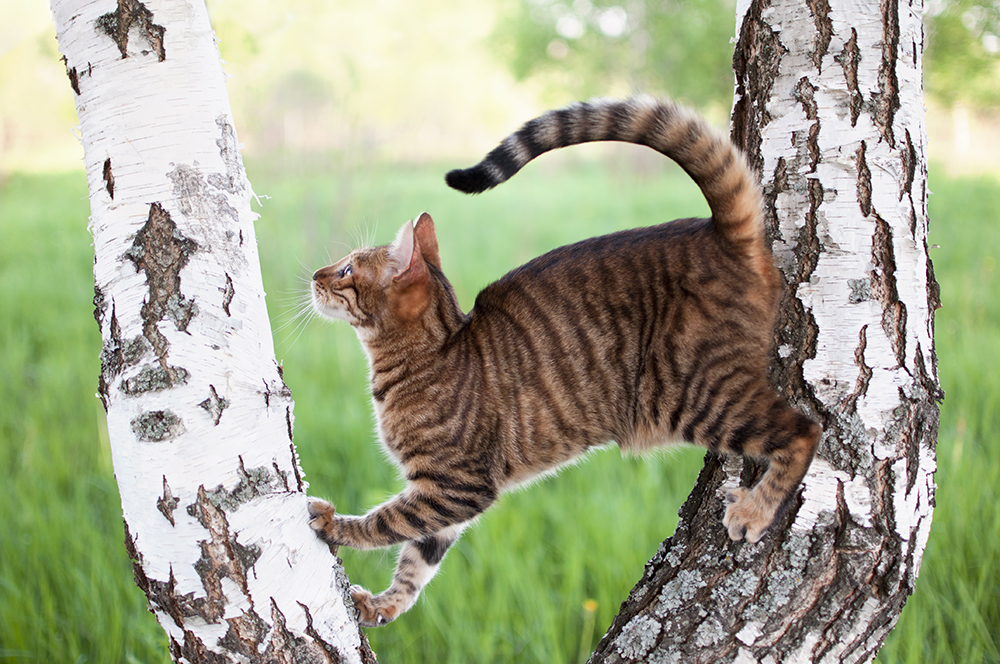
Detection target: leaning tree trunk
<box><xmin>50</xmin><ymin>0</ymin><xmax>375</xmax><ymax>661</ymax></box>
<box><xmin>591</xmin><ymin>0</ymin><xmax>940</xmax><ymax>661</ymax></box>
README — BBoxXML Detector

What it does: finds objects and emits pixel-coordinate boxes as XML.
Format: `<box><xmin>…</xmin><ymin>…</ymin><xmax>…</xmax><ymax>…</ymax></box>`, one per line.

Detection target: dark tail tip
<box><xmin>445</xmin><ymin>166</ymin><xmax>495</xmax><ymax>194</ymax></box>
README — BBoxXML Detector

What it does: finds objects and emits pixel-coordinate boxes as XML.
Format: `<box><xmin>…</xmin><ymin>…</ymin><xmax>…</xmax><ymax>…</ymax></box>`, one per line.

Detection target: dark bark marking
<box><xmin>925</xmin><ymin>240</ymin><xmax>941</xmax><ymax>312</ymax></box>
<box><xmin>763</xmin><ymin>156</ymin><xmax>787</xmax><ymax>247</ymax></box>
<box><xmin>97</xmin><ymin>302</ymin><xmax>122</xmax><ymax>412</ymax></box>
<box><xmin>157</xmin><ymin>475</ymin><xmax>180</xmax><ymax>526</ymax></box>
<box><xmin>874</xmin><ymin>0</ymin><xmax>901</xmax><ymax>146</ymax></box>
<box><xmin>285</xmin><ymin>407</ymin><xmax>305</xmax><ymax>492</ymax></box>
<box><xmin>131</xmin><ymin>409</ymin><xmax>185</xmax><ymax>442</ymax></box>
<box><xmin>261</xmin><ymin>377</ymin><xmax>293</xmax><ymax>410</ymax></box>
<box><xmin>102</xmin><ymin>158</ymin><xmax>115</xmax><ymax>199</ymax></box>
<box><xmin>123</xmin><ymin>520</ymin><xmax>147</xmax><ymax>592</ymax></box>
<box><xmin>268</xmin><ymin>600</ymin><xmax>336</xmax><ymax>664</ymax></box>
<box><xmin>98</xmin><ymin>302</ymin><xmax>149</xmax><ymax>411</ymax></box>
<box><xmin>901</xmin><ymin>129</ymin><xmax>917</xmax><ymax>206</ymax></box>
<box><xmin>806</xmin><ymin>0</ymin><xmax>833</xmax><ymax>72</ymax></box>
<box><xmin>798</xmin><ymin>178</ymin><xmax>824</xmax><ymax>283</ymax></box>
<box><xmin>185</xmin><ymin>485</ymin><xmax>262</xmax><ymax>623</ymax></box>
<box><xmin>169</xmin><ymin>630</ymin><xmax>234</xmax><ymax>664</ymax></box>
<box><xmin>98</xmin><ymin>302</ymin><xmax>151</xmax><ymax>390</ymax></box>
<box><xmin>290</xmin><ymin>441</ymin><xmax>305</xmax><ymax>493</ymax></box>
<box><xmin>123</xmin><ymin>202</ymin><xmax>198</xmax><ymax>367</ymax></box>
<box><xmin>197</xmin><ymin>456</ymin><xmax>289</xmax><ymax>513</ymax></box>
<box><xmin>761</xmin><ymin>156</ymin><xmax>822</xmax><ymax>409</ymax></box>
<box><xmin>844</xmin><ymin>325</ymin><xmax>873</xmax><ymax>413</ymax></box>
<box><xmin>222</xmin><ymin>273</ymin><xmax>234</xmax><ymax>316</ymax></box>
<box><xmin>95</xmin><ymin>0</ymin><xmax>166</xmax><ymax>62</ymax></box>
<box><xmin>299</xmin><ymin>602</ymin><xmax>356</xmax><ymax>664</ymax></box>
<box><xmin>93</xmin><ymin>285</ymin><xmax>107</xmax><ymax>327</ymax></box>
<box><xmin>732</xmin><ymin>0</ymin><xmax>786</xmax><ymax>175</ymax></box>
<box><xmin>834</xmin><ymin>29</ymin><xmax>863</xmax><ymax>127</ymax></box>
<box><xmin>122</xmin><ymin>363</ymin><xmax>190</xmax><ymax>395</ymax></box>
<box><xmin>62</xmin><ymin>55</ymin><xmax>81</xmax><ymax>95</ymax></box>
<box><xmin>220</xmin><ymin>603</ymin><xmax>350</xmax><ymax>663</ymax></box>
<box><xmin>870</xmin><ymin>216</ymin><xmax>907</xmax><ymax>367</ymax></box>
<box><xmin>793</xmin><ymin>77</ymin><xmax>821</xmax><ymax>173</ymax></box>
<box><xmin>218</xmin><ymin>607</ymin><xmax>269</xmax><ymax>661</ymax></box>
<box><xmin>856</xmin><ymin>141</ymin><xmax>873</xmax><ymax>217</ymax></box>
<box><xmin>198</xmin><ymin>384</ymin><xmax>230</xmax><ymax>425</ymax></box>
<box><xmin>273</xmin><ymin>461</ymin><xmax>290</xmax><ymax>491</ymax></box>
<box><xmin>148</xmin><ymin>567</ymin><xmax>208</xmax><ymax>630</ymax></box>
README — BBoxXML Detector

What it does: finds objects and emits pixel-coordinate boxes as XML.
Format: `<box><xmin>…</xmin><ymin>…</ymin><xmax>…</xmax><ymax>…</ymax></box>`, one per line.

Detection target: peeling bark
<box><xmin>591</xmin><ymin>0</ymin><xmax>938</xmax><ymax>661</ymax></box>
<box><xmin>50</xmin><ymin>0</ymin><xmax>374</xmax><ymax>661</ymax></box>
<box><xmin>96</xmin><ymin>0</ymin><xmax>166</xmax><ymax>61</ymax></box>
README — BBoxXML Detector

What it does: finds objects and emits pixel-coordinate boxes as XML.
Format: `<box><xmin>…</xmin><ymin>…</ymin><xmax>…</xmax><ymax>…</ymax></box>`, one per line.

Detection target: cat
<box><xmin>307</xmin><ymin>95</ymin><xmax>821</xmax><ymax>627</ymax></box>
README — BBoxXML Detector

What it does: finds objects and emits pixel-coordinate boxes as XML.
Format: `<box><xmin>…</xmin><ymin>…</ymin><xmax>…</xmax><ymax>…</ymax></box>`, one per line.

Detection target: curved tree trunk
<box><xmin>590</xmin><ymin>0</ymin><xmax>940</xmax><ymax>661</ymax></box>
<box><xmin>49</xmin><ymin>0</ymin><xmax>375</xmax><ymax>661</ymax></box>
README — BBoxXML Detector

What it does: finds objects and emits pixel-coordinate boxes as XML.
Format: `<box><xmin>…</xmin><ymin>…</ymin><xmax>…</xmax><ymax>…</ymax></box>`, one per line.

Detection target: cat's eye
<box><xmin>339</xmin><ymin>265</ymin><xmax>353</xmax><ymax>278</ymax></box>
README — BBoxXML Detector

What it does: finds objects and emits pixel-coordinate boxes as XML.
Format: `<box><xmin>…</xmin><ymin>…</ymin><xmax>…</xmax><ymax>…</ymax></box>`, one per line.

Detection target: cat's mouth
<box><xmin>311</xmin><ymin>282</ymin><xmax>358</xmax><ymax>324</ymax></box>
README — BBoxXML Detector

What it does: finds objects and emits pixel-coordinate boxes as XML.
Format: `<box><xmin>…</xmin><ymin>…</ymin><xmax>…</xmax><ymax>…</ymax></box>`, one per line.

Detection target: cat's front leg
<box><xmin>308</xmin><ymin>488</ymin><xmax>481</xmax><ymax>626</ymax></box>
<box><xmin>308</xmin><ymin>480</ymin><xmax>495</xmax><ymax>549</ymax></box>
<box><xmin>350</xmin><ymin>524</ymin><xmax>467</xmax><ymax>626</ymax></box>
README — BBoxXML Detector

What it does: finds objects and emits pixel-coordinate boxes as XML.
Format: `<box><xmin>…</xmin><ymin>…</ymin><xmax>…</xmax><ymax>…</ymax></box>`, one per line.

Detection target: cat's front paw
<box><xmin>723</xmin><ymin>487</ymin><xmax>774</xmax><ymax>543</ymax></box>
<box><xmin>351</xmin><ymin>585</ymin><xmax>400</xmax><ymax>627</ymax></box>
<box><xmin>307</xmin><ymin>498</ymin><xmax>340</xmax><ymax>553</ymax></box>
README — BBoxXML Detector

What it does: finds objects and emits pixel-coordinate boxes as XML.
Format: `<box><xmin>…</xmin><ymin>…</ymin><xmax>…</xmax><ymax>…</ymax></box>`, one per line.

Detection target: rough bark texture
<box><xmin>590</xmin><ymin>0</ymin><xmax>940</xmax><ymax>662</ymax></box>
<box><xmin>50</xmin><ymin>1</ymin><xmax>376</xmax><ymax>661</ymax></box>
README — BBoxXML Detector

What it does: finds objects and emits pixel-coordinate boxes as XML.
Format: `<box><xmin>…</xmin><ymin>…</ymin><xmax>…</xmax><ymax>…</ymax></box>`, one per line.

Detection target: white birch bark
<box><xmin>49</xmin><ymin>1</ymin><xmax>374</xmax><ymax>661</ymax></box>
<box><xmin>590</xmin><ymin>0</ymin><xmax>941</xmax><ymax>661</ymax></box>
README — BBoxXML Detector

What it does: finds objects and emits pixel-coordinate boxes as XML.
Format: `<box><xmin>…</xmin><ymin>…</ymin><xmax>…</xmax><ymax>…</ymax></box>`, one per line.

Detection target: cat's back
<box><xmin>470</xmin><ymin>217</ymin><xmax>768</xmax><ymax>321</ymax></box>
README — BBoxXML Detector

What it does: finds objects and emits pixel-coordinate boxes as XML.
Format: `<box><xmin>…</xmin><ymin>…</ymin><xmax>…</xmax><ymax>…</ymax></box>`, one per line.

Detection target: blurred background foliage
<box><xmin>926</xmin><ymin>0</ymin><xmax>1000</xmax><ymax>108</ymax></box>
<box><xmin>489</xmin><ymin>0</ymin><xmax>737</xmax><ymax>111</ymax></box>
<box><xmin>3</xmin><ymin>0</ymin><xmax>1000</xmax><ymax>173</ymax></box>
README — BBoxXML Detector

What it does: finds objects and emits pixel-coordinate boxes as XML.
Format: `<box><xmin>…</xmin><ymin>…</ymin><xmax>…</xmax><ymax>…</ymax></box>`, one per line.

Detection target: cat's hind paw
<box><xmin>723</xmin><ymin>487</ymin><xmax>774</xmax><ymax>543</ymax></box>
<box><xmin>351</xmin><ymin>585</ymin><xmax>400</xmax><ymax>627</ymax></box>
<box><xmin>307</xmin><ymin>498</ymin><xmax>340</xmax><ymax>553</ymax></box>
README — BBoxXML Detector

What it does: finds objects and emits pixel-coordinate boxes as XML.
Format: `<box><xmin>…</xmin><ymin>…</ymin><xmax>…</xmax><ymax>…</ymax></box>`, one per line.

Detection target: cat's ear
<box><xmin>388</xmin><ymin>219</ymin><xmax>418</xmax><ymax>273</ymax></box>
<box><xmin>388</xmin><ymin>220</ymin><xmax>430</xmax><ymax>320</ymax></box>
<box><xmin>413</xmin><ymin>212</ymin><xmax>441</xmax><ymax>269</ymax></box>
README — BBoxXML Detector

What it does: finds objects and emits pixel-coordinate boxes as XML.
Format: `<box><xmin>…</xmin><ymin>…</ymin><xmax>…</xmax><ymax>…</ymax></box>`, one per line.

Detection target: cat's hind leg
<box><xmin>719</xmin><ymin>395</ymin><xmax>821</xmax><ymax>543</ymax></box>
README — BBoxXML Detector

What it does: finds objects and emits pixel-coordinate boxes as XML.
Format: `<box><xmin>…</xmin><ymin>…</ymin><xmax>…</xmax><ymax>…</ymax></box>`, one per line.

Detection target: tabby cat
<box><xmin>307</xmin><ymin>96</ymin><xmax>821</xmax><ymax>627</ymax></box>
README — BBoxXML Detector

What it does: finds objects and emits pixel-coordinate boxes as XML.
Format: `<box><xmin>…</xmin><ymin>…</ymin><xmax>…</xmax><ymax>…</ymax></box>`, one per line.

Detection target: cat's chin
<box><xmin>311</xmin><ymin>297</ymin><xmax>355</xmax><ymax>324</ymax></box>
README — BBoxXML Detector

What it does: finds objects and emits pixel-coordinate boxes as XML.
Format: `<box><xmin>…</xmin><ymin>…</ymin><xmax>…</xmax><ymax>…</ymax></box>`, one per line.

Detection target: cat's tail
<box><xmin>445</xmin><ymin>96</ymin><xmax>764</xmax><ymax>250</ymax></box>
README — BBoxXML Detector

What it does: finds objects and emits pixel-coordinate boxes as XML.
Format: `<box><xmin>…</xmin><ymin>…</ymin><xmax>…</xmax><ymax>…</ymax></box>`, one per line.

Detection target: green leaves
<box><xmin>491</xmin><ymin>0</ymin><xmax>738</xmax><ymax>109</ymax></box>
<box><xmin>926</xmin><ymin>0</ymin><xmax>1000</xmax><ymax>108</ymax></box>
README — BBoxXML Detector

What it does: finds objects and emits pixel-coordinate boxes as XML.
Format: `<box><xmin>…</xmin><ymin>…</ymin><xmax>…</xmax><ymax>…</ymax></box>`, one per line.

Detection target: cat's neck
<box><xmin>360</xmin><ymin>290</ymin><xmax>468</xmax><ymax>375</ymax></box>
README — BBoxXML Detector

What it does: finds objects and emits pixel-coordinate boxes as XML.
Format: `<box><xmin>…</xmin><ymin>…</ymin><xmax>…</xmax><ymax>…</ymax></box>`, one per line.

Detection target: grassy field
<box><xmin>0</xmin><ymin>154</ymin><xmax>997</xmax><ymax>663</ymax></box>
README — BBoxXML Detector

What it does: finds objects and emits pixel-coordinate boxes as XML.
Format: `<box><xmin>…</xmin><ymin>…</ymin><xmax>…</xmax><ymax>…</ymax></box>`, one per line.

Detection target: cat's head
<box><xmin>312</xmin><ymin>212</ymin><xmax>459</xmax><ymax>339</ymax></box>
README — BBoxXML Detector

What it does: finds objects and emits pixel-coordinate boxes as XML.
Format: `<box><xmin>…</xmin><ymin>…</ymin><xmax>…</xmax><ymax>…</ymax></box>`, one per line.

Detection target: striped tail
<box><xmin>445</xmin><ymin>96</ymin><xmax>764</xmax><ymax>249</ymax></box>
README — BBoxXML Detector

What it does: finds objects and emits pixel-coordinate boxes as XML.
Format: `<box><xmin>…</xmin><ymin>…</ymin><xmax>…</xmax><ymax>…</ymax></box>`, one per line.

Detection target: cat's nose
<box><xmin>313</xmin><ymin>266</ymin><xmax>331</xmax><ymax>281</ymax></box>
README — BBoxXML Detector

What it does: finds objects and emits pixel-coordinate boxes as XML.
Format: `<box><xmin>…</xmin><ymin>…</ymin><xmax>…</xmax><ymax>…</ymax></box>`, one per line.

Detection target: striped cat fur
<box><xmin>308</xmin><ymin>96</ymin><xmax>821</xmax><ymax>627</ymax></box>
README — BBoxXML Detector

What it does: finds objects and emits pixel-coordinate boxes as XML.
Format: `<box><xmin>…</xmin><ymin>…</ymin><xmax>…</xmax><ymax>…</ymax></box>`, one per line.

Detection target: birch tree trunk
<box><xmin>590</xmin><ymin>0</ymin><xmax>941</xmax><ymax>661</ymax></box>
<box><xmin>50</xmin><ymin>1</ymin><xmax>375</xmax><ymax>661</ymax></box>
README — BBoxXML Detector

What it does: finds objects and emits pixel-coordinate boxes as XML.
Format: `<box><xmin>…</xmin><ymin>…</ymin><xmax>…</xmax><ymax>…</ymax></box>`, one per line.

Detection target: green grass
<box><xmin>873</xmin><ymin>174</ymin><xmax>1000</xmax><ymax>664</ymax></box>
<box><xmin>0</xmin><ymin>156</ymin><xmax>997</xmax><ymax>663</ymax></box>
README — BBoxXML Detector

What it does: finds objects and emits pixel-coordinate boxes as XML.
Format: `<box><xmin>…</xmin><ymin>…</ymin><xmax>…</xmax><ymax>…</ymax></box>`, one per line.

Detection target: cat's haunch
<box><xmin>308</xmin><ymin>96</ymin><xmax>820</xmax><ymax>627</ymax></box>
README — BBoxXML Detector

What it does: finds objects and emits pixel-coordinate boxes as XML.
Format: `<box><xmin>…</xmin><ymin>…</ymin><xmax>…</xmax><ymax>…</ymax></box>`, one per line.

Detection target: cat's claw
<box><xmin>307</xmin><ymin>498</ymin><xmax>340</xmax><ymax>554</ymax></box>
<box><xmin>723</xmin><ymin>487</ymin><xmax>772</xmax><ymax>543</ymax></box>
<box><xmin>351</xmin><ymin>585</ymin><xmax>400</xmax><ymax>627</ymax></box>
